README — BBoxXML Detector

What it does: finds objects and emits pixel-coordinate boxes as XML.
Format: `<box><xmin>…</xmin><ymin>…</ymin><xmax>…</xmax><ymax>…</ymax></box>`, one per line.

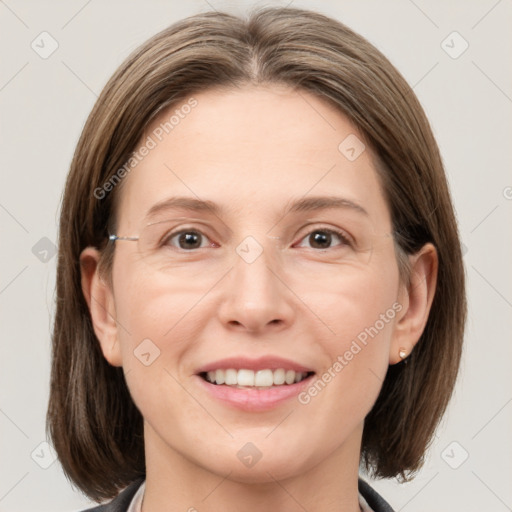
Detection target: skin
<box><xmin>81</xmin><ymin>84</ymin><xmax>437</xmax><ymax>512</ymax></box>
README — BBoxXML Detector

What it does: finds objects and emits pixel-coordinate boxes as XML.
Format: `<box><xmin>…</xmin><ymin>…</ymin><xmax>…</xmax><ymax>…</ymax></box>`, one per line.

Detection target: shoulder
<box><xmin>80</xmin><ymin>479</ymin><xmax>144</xmax><ymax>512</ymax></box>
<box><xmin>358</xmin><ymin>477</ymin><xmax>395</xmax><ymax>512</ymax></box>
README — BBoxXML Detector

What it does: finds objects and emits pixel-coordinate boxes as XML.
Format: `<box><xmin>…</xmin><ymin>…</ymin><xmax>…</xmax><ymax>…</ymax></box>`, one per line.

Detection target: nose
<box><xmin>216</xmin><ymin>244</ymin><xmax>296</xmax><ymax>333</ymax></box>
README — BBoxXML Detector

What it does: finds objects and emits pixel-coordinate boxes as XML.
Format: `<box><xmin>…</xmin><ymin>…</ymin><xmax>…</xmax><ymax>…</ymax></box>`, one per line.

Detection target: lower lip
<box><xmin>195</xmin><ymin>374</ymin><xmax>315</xmax><ymax>412</ymax></box>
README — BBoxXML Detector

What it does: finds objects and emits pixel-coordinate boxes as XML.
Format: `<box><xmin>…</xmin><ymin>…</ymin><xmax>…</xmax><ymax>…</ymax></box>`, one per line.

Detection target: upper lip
<box><xmin>195</xmin><ymin>356</ymin><xmax>315</xmax><ymax>374</ymax></box>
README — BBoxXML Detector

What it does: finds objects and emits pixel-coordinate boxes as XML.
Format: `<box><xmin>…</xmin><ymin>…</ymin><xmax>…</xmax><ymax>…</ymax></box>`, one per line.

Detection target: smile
<box><xmin>194</xmin><ymin>356</ymin><xmax>316</xmax><ymax>410</ymax></box>
<box><xmin>200</xmin><ymin>368</ymin><xmax>315</xmax><ymax>388</ymax></box>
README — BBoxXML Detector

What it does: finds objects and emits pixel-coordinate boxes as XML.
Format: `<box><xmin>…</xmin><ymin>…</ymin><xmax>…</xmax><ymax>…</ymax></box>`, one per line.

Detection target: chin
<box><xmin>197</xmin><ymin>447</ymin><xmax>316</xmax><ymax>484</ymax></box>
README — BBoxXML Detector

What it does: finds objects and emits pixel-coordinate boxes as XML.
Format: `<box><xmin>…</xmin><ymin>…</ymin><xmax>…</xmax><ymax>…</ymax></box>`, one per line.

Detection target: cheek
<box><xmin>112</xmin><ymin>259</ymin><xmax>218</xmax><ymax>346</ymax></box>
<box><xmin>110</xmin><ymin>262</ymin><xmax>220</xmax><ymax>404</ymax></box>
<box><xmin>295</xmin><ymin>259</ymin><xmax>401</xmax><ymax>401</ymax></box>
<box><xmin>294</xmin><ymin>257</ymin><xmax>400</xmax><ymax>347</ymax></box>
<box><xmin>294</xmin><ymin>274</ymin><xmax>400</xmax><ymax>449</ymax></box>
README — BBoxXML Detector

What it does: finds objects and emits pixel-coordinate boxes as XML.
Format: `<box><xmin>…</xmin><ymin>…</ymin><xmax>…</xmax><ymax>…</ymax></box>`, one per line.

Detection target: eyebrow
<box><xmin>145</xmin><ymin>194</ymin><xmax>368</xmax><ymax>219</ymax></box>
<box><xmin>146</xmin><ymin>196</ymin><xmax>221</xmax><ymax>219</ymax></box>
<box><xmin>287</xmin><ymin>196</ymin><xmax>368</xmax><ymax>216</ymax></box>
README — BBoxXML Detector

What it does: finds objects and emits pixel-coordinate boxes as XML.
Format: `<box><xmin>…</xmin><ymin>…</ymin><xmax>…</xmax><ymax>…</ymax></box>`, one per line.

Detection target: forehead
<box><xmin>115</xmin><ymin>84</ymin><xmax>391</xmax><ymax>231</ymax></box>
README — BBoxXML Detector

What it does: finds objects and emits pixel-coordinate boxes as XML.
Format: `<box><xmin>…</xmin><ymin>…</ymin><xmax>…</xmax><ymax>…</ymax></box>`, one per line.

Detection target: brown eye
<box><xmin>309</xmin><ymin>231</ymin><xmax>332</xmax><ymax>249</ymax></box>
<box><xmin>297</xmin><ymin>228</ymin><xmax>350</xmax><ymax>250</ymax></box>
<box><xmin>166</xmin><ymin>230</ymin><xmax>210</xmax><ymax>250</ymax></box>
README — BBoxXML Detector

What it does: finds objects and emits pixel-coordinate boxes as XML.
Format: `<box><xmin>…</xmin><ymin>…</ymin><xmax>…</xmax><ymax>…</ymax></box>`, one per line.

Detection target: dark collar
<box><xmin>81</xmin><ymin>479</ymin><xmax>143</xmax><ymax>512</ymax></box>
<box><xmin>358</xmin><ymin>478</ymin><xmax>395</xmax><ymax>511</ymax></box>
<box><xmin>83</xmin><ymin>477</ymin><xmax>395</xmax><ymax>512</ymax></box>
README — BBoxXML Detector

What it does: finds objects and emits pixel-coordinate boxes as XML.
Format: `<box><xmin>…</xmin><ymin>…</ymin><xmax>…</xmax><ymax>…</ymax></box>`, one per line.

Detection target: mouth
<box><xmin>194</xmin><ymin>356</ymin><xmax>316</xmax><ymax>411</ymax></box>
<box><xmin>194</xmin><ymin>357</ymin><xmax>316</xmax><ymax>411</ymax></box>
<box><xmin>198</xmin><ymin>368</ymin><xmax>316</xmax><ymax>389</ymax></box>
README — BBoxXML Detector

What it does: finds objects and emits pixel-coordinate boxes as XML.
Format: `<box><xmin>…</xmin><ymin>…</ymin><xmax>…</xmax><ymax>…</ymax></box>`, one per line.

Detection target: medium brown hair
<box><xmin>47</xmin><ymin>6</ymin><xmax>466</xmax><ymax>501</ymax></box>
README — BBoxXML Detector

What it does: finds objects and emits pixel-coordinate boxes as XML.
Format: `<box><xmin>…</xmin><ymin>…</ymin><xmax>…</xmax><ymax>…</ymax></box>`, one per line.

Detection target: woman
<box><xmin>47</xmin><ymin>7</ymin><xmax>466</xmax><ymax>512</ymax></box>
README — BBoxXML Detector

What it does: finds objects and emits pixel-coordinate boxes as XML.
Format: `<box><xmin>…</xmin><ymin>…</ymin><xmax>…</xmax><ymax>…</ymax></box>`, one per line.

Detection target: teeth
<box><xmin>273</xmin><ymin>368</ymin><xmax>285</xmax><ymax>385</ymax></box>
<box><xmin>215</xmin><ymin>370</ymin><xmax>225</xmax><ymax>385</ymax></box>
<box><xmin>255</xmin><ymin>369</ymin><xmax>273</xmax><ymax>387</ymax></box>
<box><xmin>225</xmin><ymin>369</ymin><xmax>237</xmax><ymax>385</ymax></box>
<box><xmin>203</xmin><ymin>368</ymin><xmax>311</xmax><ymax>387</ymax></box>
<box><xmin>237</xmin><ymin>369</ymin><xmax>254</xmax><ymax>386</ymax></box>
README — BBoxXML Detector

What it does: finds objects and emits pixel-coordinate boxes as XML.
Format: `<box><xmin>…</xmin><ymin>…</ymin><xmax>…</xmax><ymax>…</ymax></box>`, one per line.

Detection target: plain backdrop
<box><xmin>1</xmin><ymin>1</ymin><xmax>511</xmax><ymax>511</ymax></box>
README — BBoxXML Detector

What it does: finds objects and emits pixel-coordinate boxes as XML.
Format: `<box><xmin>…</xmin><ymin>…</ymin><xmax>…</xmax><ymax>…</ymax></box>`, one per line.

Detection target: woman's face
<box><xmin>99</xmin><ymin>84</ymin><xmax>409</xmax><ymax>482</ymax></box>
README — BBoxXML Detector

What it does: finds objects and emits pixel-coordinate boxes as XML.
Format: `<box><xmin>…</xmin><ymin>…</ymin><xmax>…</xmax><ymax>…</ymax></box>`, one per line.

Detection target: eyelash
<box><xmin>162</xmin><ymin>226</ymin><xmax>353</xmax><ymax>250</ymax></box>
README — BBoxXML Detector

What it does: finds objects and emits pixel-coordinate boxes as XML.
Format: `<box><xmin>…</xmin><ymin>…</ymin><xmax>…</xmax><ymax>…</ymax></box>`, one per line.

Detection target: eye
<box><xmin>164</xmin><ymin>229</ymin><xmax>214</xmax><ymax>250</ymax></box>
<box><xmin>295</xmin><ymin>227</ymin><xmax>351</xmax><ymax>250</ymax></box>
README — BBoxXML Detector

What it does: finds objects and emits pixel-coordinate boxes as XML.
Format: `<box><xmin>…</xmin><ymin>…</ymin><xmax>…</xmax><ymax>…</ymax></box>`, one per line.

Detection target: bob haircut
<box><xmin>47</xmin><ymin>6</ymin><xmax>466</xmax><ymax>502</ymax></box>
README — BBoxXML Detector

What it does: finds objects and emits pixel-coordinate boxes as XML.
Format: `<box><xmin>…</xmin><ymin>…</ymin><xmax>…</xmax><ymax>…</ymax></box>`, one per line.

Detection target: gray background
<box><xmin>1</xmin><ymin>1</ymin><xmax>511</xmax><ymax>511</ymax></box>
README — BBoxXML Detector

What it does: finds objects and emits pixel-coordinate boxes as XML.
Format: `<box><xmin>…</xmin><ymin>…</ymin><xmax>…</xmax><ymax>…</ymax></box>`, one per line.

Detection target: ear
<box><xmin>389</xmin><ymin>243</ymin><xmax>438</xmax><ymax>364</ymax></box>
<box><xmin>80</xmin><ymin>247</ymin><xmax>123</xmax><ymax>367</ymax></box>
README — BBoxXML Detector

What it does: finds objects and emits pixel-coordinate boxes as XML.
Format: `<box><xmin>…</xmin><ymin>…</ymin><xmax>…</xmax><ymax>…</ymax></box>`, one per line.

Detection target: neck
<box><xmin>141</xmin><ymin>422</ymin><xmax>363</xmax><ymax>512</ymax></box>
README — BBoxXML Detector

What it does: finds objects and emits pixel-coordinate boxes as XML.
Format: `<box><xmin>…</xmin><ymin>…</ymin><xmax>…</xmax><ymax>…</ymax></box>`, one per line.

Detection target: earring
<box><xmin>399</xmin><ymin>347</ymin><xmax>407</xmax><ymax>360</ymax></box>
